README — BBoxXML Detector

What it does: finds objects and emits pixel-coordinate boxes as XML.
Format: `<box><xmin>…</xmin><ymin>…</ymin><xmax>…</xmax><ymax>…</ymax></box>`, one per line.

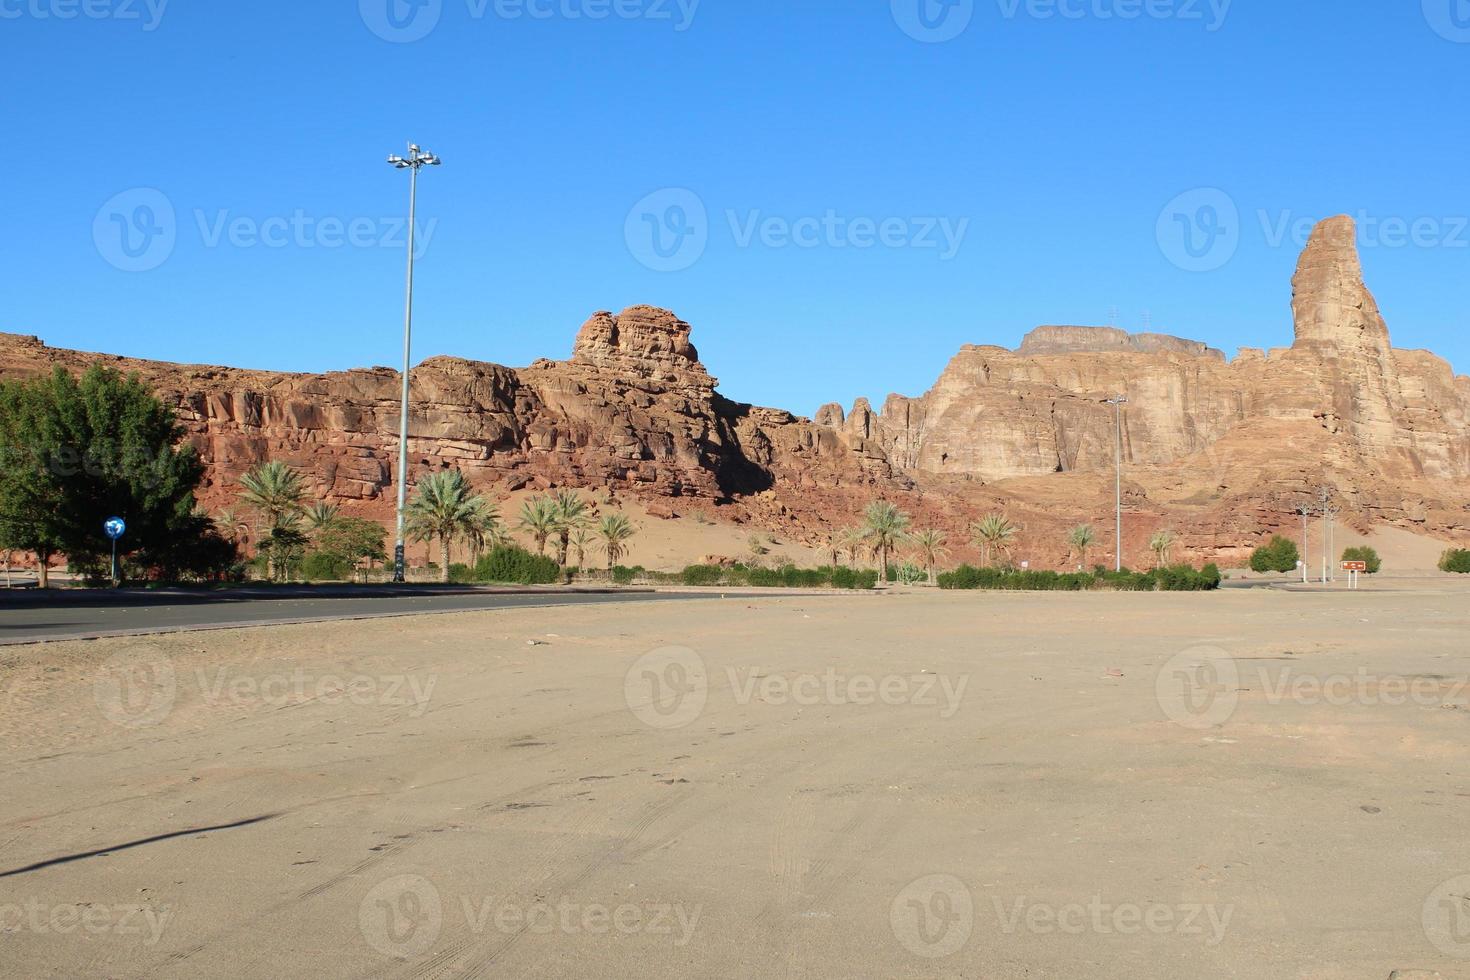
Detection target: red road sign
<box><xmin>1342</xmin><ymin>561</ymin><xmax>1368</xmax><ymax>572</ymax></box>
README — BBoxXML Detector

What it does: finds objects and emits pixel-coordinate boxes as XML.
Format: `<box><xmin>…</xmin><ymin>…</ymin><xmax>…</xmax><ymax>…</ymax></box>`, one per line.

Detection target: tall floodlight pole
<box><xmin>1106</xmin><ymin>395</ymin><xmax>1128</xmax><ymax>571</ymax></box>
<box><xmin>1296</xmin><ymin>502</ymin><xmax>1312</xmax><ymax>584</ymax></box>
<box><xmin>386</xmin><ymin>143</ymin><xmax>442</xmax><ymax>583</ymax></box>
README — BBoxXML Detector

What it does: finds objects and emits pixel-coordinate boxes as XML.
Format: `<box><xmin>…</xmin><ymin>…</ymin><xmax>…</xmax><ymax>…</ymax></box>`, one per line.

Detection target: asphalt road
<box><xmin>0</xmin><ymin>586</ymin><xmax>729</xmax><ymax>645</ymax></box>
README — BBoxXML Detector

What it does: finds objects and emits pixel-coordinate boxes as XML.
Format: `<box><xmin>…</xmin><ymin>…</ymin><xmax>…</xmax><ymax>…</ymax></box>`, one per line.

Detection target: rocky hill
<box><xmin>2</xmin><ymin>215</ymin><xmax>1467</xmax><ymax>567</ymax></box>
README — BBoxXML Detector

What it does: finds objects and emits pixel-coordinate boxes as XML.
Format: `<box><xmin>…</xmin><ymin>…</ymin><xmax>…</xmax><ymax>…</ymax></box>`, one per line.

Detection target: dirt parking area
<box><xmin>3</xmin><ymin>583</ymin><xmax>1469</xmax><ymax>978</ymax></box>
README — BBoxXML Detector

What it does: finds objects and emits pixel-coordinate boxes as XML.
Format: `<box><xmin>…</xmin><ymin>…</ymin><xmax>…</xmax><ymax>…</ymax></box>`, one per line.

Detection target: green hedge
<box><xmin>470</xmin><ymin>546</ymin><xmax>561</xmax><ymax>585</ymax></box>
<box><xmin>670</xmin><ymin>564</ymin><xmax>878</xmax><ymax>591</ymax></box>
<box><xmin>937</xmin><ymin>564</ymin><xmax>1220</xmax><ymax>593</ymax></box>
<box><xmin>1439</xmin><ymin>549</ymin><xmax>1470</xmax><ymax>574</ymax></box>
<box><xmin>301</xmin><ymin>551</ymin><xmax>354</xmax><ymax>582</ymax></box>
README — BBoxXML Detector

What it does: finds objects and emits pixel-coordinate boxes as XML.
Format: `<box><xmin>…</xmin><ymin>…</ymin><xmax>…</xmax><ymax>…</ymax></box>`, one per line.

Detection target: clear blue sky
<box><xmin>4</xmin><ymin>1</ymin><xmax>1467</xmax><ymax>415</ymax></box>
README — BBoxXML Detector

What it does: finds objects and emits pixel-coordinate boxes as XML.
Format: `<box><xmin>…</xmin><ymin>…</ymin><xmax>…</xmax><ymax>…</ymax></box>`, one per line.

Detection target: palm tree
<box><xmin>970</xmin><ymin>514</ymin><xmax>1018</xmax><ymax>569</ymax></box>
<box><xmin>463</xmin><ymin>498</ymin><xmax>503</xmax><ymax>566</ymax></box>
<box><xmin>305</xmin><ymin>501</ymin><xmax>341</xmax><ymax>537</ymax></box>
<box><xmin>825</xmin><ymin>536</ymin><xmax>842</xmax><ymax>569</ymax></box>
<box><xmin>862</xmin><ymin>501</ymin><xmax>912</xmax><ymax>582</ymax></box>
<box><xmin>550</xmin><ymin>490</ymin><xmax>590</xmax><ymax>567</ymax></box>
<box><xmin>909</xmin><ymin>529</ymin><xmax>949</xmax><ymax>585</ymax></box>
<box><xmin>1068</xmin><ymin>524</ymin><xmax>1097</xmax><ymax>570</ymax></box>
<box><xmin>517</xmin><ymin>496</ymin><xmax>558</xmax><ymax>556</ymax></box>
<box><xmin>837</xmin><ymin>527</ymin><xmax>868</xmax><ymax>566</ymax></box>
<box><xmin>1150</xmin><ymin>529</ymin><xmax>1177</xmax><ymax>569</ymax></box>
<box><xmin>570</xmin><ymin>527</ymin><xmax>594</xmax><ymax>569</ymax></box>
<box><xmin>213</xmin><ymin>507</ymin><xmax>248</xmax><ymax>545</ymax></box>
<box><xmin>596</xmin><ymin>513</ymin><xmax>636</xmax><ymax>571</ymax></box>
<box><xmin>239</xmin><ymin>461</ymin><xmax>308</xmax><ymax>580</ymax></box>
<box><xmin>404</xmin><ymin>470</ymin><xmax>491</xmax><ymax>583</ymax></box>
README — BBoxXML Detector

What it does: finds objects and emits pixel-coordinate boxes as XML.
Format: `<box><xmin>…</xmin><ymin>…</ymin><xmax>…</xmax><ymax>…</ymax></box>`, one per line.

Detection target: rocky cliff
<box><xmin>2</xmin><ymin>216</ymin><xmax>1467</xmax><ymax>566</ymax></box>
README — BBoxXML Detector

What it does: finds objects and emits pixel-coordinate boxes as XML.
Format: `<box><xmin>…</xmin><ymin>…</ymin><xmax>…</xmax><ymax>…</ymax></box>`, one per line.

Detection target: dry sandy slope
<box><xmin>2</xmin><ymin>586</ymin><xmax>1469</xmax><ymax>978</ymax></box>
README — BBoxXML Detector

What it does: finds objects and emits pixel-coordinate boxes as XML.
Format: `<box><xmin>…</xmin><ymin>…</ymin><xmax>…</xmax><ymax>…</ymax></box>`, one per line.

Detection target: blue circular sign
<box><xmin>104</xmin><ymin>517</ymin><xmax>127</xmax><ymax>540</ymax></box>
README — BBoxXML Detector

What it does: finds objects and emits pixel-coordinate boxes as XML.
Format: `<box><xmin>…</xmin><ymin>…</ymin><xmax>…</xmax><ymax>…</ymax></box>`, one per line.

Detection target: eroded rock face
<box><xmin>2</xmin><ymin>216</ymin><xmax>1466</xmax><ymax>565</ymax></box>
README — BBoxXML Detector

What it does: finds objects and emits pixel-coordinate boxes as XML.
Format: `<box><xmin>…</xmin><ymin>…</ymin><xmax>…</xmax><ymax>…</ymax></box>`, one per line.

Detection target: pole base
<box><xmin>393</xmin><ymin>544</ymin><xmax>406</xmax><ymax>584</ymax></box>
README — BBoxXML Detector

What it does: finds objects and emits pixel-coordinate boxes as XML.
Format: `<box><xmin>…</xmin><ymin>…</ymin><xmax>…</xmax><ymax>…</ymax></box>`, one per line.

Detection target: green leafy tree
<box><xmin>1250</xmin><ymin>535</ymin><xmax>1300</xmax><ymax>574</ymax></box>
<box><xmin>405</xmin><ymin>470</ymin><xmax>492</xmax><ymax>583</ymax></box>
<box><xmin>314</xmin><ymin>517</ymin><xmax>389</xmax><ymax>578</ymax></box>
<box><xmin>0</xmin><ymin>365</ymin><xmax>206</xmax><ymax>586</ymax></box>
<box><xmin>1340</xmin><ymin>546</ymin><xmax>1381</xmax><ymax>575</ymax></box>
<box><xmin>971</xmin><ymin>514</ymin><xmax>1018</xmax><ymax>568</ymax></box>
<box><xmin>596</xmin><ymin>513</ymin><xmax>637</xmax><ymax>571</ymax></box>
<box><xmin>1067</xmin><ymin>524</ymin><xmax>1097</xmax><ymax>569</ymax></box>
<box><xmin>517</xmin><ymin>496</ymin><xmax>558</xmax><ymax>556</ymax></box>
<box><xmin>862</xmin><ymin>501</ymin><xmax>912</xmax><ymax>581</ymax></box>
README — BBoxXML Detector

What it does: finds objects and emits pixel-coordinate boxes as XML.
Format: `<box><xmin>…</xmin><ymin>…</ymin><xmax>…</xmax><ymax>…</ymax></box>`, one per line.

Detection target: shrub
<box><xmin>1250</xmin><ymin>535</ymin><xmax>1301</xmax><ymax>574</ymax></box>
<box><xmin>937</xmin><ymin>563</ymin><xmax>1221</xmax><ymax>593</ymax></box>
<box><xmin>681</xmin><ymin>564</ymin><xmax>725</xmax><ymax>587</ymax></box>
<box><xmin>447</xmin><ymin>562</ymin><xmax>475</xmax><ymax>584</ymax></box>
<box><xmin>611</xmin><ymin>565</ymin><xmax>642</xmax><ymax>585</ymax></box>
<box><xmin>473</xmin><ymin>545</ymin><xmax>560</xmax><ymax>585</ymax></box>
<box><xmin>301</xmin><ymin>550</ymin><xmax>353</xmax><ymax>582</ymax></box>
<box><xmin>1340</xmin><ymin>546</ymin><xmax>1382</xmax><ymax>574</ymax></box>
<box><xmin>1439</xmin><ymin>549</ymin><xmax>1470</xmax><ymax>574</ymax></box>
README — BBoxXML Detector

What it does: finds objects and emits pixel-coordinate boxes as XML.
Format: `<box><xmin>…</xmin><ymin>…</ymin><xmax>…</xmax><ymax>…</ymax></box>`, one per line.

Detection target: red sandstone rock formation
<box><xmin>2</xmin><ymin>217</ymin><xmax>1466</xmax><ymax>566</ymax></box>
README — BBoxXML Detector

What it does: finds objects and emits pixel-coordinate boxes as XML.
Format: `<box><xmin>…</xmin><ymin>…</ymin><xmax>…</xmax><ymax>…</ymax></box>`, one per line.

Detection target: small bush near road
<box><xmin>1339</xmin><ymin>546</ymin><xmax>1381</xmax><ymax>574</ymax></box>
<box><xmin>1250</xmin><ymin>536</ymin><xmax>1301</xmax><ymax>574</ymax></box>
<box><xmin>1439</xmin><ymin>549</ymin><xmax>1470</xmax><ymax>574</ymax></box>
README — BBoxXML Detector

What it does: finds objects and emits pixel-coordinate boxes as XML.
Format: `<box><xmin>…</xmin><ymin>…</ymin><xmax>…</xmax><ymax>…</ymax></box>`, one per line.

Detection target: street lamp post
<box><xmin>386</xmin><ymin>142</ymin><xmax>441</xmax><ymax>583</ymax></box>
<box><xmin>1106</xmin><ymin>395</ymin><xmax>1128</xmax><ymax>571</ymax></box>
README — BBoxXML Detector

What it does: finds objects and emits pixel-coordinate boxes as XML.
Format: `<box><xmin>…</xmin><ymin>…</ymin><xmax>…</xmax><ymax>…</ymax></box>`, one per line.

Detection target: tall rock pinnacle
<box><xmin>1290</xmin><ymin>215</ymin><xmax>1392</xmax><ymax>357</ymax></box>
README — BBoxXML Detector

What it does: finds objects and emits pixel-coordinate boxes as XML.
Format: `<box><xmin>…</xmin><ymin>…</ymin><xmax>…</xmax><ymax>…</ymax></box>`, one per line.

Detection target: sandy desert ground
<box><xmin>3</xmin><ymin>583</ymin><xmax>1470</xmax><ymax>979</ymax></box>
